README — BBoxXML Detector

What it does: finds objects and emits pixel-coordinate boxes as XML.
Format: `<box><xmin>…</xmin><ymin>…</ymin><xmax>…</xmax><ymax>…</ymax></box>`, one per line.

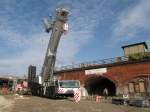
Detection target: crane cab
<box><xmin>55</xmin><ymin>80</ymin><xmax>80</xmax><ymax>97</ymax></box>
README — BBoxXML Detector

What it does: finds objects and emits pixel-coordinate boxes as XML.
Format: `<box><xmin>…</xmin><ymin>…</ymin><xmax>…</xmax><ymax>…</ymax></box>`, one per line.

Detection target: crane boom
<box><xmin>29</xmin><ymin>8</ymin><xmax>80</xmax><ymax>99</ymax></box>
<box><xmin>41</xmin><ymin>8</ymin><xmax>69</xmax><ymax>83</ymax></box>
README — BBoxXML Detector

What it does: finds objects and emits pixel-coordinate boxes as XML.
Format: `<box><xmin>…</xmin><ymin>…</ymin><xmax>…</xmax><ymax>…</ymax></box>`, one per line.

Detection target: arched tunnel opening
<box><xmin>85</xmin><ymin>76</ymin><xmax>116</xmax><ymax>96</ymax></box>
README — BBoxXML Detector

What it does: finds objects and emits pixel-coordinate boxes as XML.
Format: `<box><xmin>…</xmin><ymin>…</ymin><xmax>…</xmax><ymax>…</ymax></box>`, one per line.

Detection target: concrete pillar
<box><xmin>116</xmin><ymin>83</ymin><xmax>124</xmax><ymax>95</ymax></box>
<box><xmin>80</xmin><ymin>86</ymin><xmax>88</xmax><ymax>98</ymax></box>
<box><xmin>147</xmin><ymin>75</ymin><xmax>150</xmax><ymax>95</ymax></box>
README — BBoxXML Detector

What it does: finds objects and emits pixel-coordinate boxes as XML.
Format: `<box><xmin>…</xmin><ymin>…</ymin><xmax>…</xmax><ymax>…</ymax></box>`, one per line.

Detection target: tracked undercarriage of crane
<box><xmin>29</xmin><ymin>8</ymin><xmax>80</xmax><ymax>98</ymax></box>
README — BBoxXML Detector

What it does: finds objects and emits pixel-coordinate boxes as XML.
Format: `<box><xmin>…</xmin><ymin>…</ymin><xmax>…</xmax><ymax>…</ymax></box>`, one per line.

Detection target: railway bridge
<box><xmin>55</xmin><ymin>57</ymin><xmax>150</xmax><ymax>97</ymax></box>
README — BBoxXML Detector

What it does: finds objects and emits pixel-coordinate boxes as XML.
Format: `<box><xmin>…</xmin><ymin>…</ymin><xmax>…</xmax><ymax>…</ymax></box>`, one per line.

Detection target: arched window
<box><xmin>138</xmin><ymin>79</ymin><xmax>145</xmax><ymax>93</ymax></box>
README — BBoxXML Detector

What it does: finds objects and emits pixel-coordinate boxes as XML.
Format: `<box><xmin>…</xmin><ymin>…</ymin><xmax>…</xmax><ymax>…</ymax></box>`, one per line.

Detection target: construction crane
<box><xmin>33</xmin><ymin>8</ymin><xmax>80</xmax><ymax>98</ymax></box>
<box><xmin>27</xmin><ymin>8</ymin><xmax>80</xmax><ymax>98</ymax></box>
<box><xmin>41</xmin><ymin>8</ymin><xmax>69</xmax><ymax>84</ymax></box>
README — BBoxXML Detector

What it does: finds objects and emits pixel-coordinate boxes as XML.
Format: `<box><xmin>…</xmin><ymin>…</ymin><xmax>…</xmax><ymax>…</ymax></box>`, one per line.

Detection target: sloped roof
<box><xmin>122</xmin><ymin>42</ymin><xmax>148</xmax><ymax>49</ymax></box>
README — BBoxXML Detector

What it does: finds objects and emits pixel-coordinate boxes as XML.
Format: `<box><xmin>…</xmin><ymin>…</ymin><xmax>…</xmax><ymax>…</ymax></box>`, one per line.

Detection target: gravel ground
<box><xmin>0</xmin><ymin>95</ymin><xmax>14</xmax><ymax>112</ymax></box>
<box><xmin>0</xmin><ymin>95</ymin><xmax>150</xmax><ymax>112</ymax></box>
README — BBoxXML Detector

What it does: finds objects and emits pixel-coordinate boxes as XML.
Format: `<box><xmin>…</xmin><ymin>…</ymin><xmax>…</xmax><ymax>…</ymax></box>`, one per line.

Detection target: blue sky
<box><xmin>0</xmin><ymin>0</ymin><xmax>150</xmax><ymax>75</ymax></box>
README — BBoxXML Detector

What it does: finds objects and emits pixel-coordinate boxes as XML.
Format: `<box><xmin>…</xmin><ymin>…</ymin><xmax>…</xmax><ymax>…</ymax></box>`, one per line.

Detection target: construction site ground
<box><xmin>0</xmin><ymin>95</ymin><xmax>150</xmax><ymax>112</ymax></box>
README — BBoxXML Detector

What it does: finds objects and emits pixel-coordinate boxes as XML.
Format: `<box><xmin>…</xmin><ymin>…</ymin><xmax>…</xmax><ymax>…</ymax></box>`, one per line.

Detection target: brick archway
<box><xmin>84</xmin><ymin>75</ymin><xmax>116</xmax><ymax>96</ymax></box>
<box><xmin>123</xmin><ymin>74</ymin><xmax>150</xmax><ymax>84</ymax></box>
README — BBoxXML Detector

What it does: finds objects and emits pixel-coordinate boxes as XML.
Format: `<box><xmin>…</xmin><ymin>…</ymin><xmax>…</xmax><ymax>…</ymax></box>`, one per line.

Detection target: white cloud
<box><xmin>0</xmin><ymin>0</ymin><xmax>113</xmax><ymax>75</ymax></box>
<box><xmin>0</xmin><ymin>32</ymin><xmax>49</xmax><ymax>75</ymax></box>
<box><xmin>112</xmin><ymin>0</ymin><xmax>150</xmax><ymax>43</ymax></box>
<box><xmin>56</xmin><ymin>0</ymin><xmax>111</xmax><ymax>65</ymax></box>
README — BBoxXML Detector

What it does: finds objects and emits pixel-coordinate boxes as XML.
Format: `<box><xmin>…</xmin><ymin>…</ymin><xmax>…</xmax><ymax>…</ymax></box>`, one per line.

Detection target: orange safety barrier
<box><xmin>96</xmin><ymin>95</ymin><xmax>101</xmax><ymax>102</ymax></box>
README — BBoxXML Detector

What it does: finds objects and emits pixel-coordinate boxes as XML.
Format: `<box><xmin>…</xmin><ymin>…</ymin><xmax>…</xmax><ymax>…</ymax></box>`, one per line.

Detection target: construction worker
<box><xmin>103</xmin><ymin>88</ymin><xmax>108</xmax><ymax>99</ymax></box>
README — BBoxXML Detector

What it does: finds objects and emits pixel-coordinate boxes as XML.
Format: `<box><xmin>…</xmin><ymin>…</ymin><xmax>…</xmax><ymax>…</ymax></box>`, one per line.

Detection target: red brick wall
<box><xmin>57</xmin><ymin>70</ymin><xmax>86</xmax><ymax>85</ymax></box>
<box><xmin>106</xmin><ymin>62</ymin><xmax>150</xmax><ymax>84</ymax></box>
<box><xmin>57</xmin><ymin>61</ymin><xmax>150</xmax><ymax>86</ymax></box>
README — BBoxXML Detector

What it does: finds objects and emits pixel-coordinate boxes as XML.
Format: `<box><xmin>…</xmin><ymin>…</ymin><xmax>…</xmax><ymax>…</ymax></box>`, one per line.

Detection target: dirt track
<box><xmin>0</xmin><ymin>95</ymin><xmax>150</xmax><ymax>112</ymax></box>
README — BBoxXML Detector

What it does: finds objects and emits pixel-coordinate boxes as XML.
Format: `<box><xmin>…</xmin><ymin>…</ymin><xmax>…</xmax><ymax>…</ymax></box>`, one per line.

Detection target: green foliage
<box><xmin>144</xmin><ymin>52</ymin><xmax>150</xmax><ymax>58</ymax></box>
<box><xmin>128</xmin><ymin>52</ymin><xmax>150</xmax><ymax>61</ymax></box>
<box><xmin>128</xmin><ymin>53</ymin><xmax>143</xmax><ymax>61</ymax></box>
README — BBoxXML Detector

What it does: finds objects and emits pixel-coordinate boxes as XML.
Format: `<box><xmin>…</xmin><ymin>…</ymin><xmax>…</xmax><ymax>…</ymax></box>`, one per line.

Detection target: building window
<box><xmin>134</xmin><ymin>83</ymin><xmax>140</xmax><ymax>93</ymax></box>
<box><xmin>139</xmin><ymin>79</ymin><xmax>145</xmax><ymax>93</ymax></box>
<box><xmin>128</xmin><ymin>78</ymin><xmax>146</xmax><ymax>94</ymax></box>
<box><xmin>128</xmin><ymin>82</ymin><xmax>134</xmax><ymax>93</ymax></box>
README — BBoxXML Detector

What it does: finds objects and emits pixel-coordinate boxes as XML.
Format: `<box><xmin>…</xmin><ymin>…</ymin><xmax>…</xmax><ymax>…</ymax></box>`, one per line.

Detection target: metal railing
<box><xmin>54</xmin><ymin>56</ymin><xmax>129</xmax><ymax>71</ymax></box>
